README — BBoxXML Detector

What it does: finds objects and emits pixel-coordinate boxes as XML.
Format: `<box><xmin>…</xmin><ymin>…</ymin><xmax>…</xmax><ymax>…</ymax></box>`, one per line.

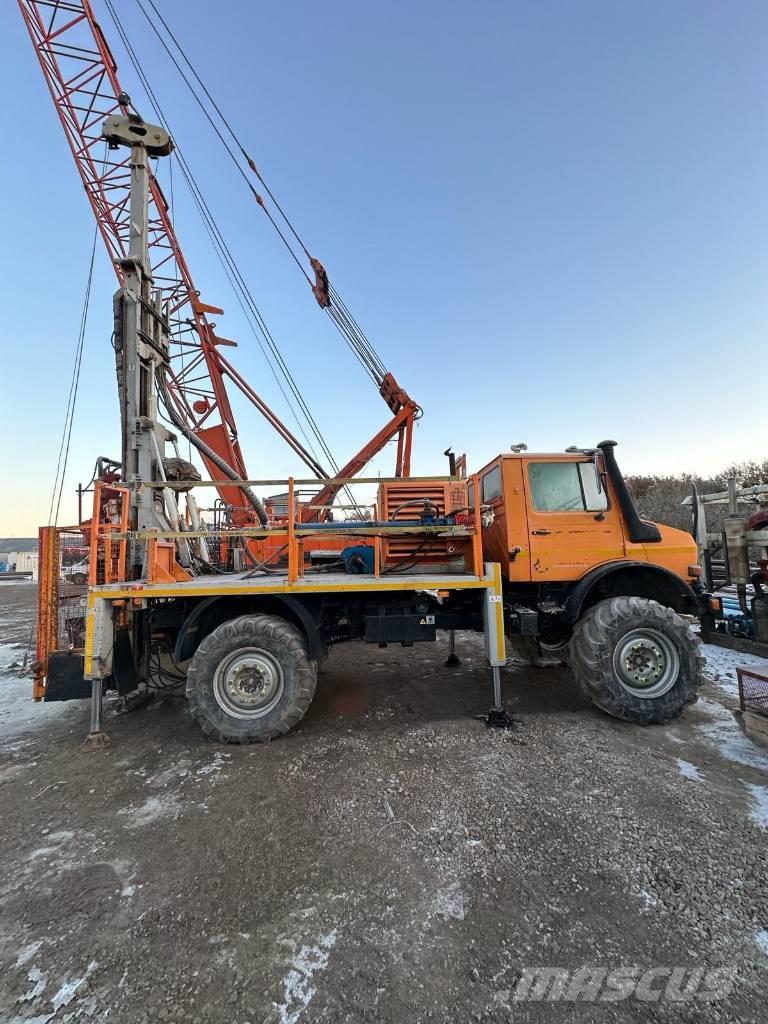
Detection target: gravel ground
<box><xmin>0</xmin><ymin>580</ymin><xmax>767</xmax><ymax>1023</ymax></box>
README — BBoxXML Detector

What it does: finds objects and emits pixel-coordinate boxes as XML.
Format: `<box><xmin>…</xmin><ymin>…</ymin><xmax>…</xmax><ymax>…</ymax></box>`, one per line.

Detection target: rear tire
<box><xmin>570</xmin><ymin>596</ymin><xmax>703</xmax><ymax>724</ymax></box>
<box><xmin>186</xmin><ymin>614</ymin><xmax>317</xmax><ymax>743</ymax></box>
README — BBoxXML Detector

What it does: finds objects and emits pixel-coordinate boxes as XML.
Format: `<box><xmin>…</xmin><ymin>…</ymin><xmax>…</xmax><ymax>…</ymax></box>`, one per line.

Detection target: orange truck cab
<box><xmin>477</xmin><ymin>441</ymin><xmax>698</xmax><ymax>586</ymax></box>
<box><xmin>474</xmin><ymin>441</ymin><xmax>707</xmax><ymax>723</ymax></box>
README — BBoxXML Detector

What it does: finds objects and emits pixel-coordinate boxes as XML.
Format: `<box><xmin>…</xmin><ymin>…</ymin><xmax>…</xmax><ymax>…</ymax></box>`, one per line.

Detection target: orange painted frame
<box><xmin>88</xmin><ymin>481</ymin><xmax>130</xmax><ymax>586</ymax></box>
<box><xmin>34</xmin><ymin>526</ymin><xmax>60</xmax><ymax>701</ymax></box>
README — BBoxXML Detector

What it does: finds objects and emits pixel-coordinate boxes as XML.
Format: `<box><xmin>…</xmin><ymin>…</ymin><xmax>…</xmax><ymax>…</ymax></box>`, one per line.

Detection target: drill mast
<box><xmin>103</xmin><ymin>112</ymin><xmax>178</xmax><ymax>570</ymax></box>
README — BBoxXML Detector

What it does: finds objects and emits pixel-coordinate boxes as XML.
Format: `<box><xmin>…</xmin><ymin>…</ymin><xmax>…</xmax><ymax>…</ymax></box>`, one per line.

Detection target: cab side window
<box><xmin>481</xmin><ymin>465</ymin><xmax>502</xmax><ymax>502</ymax></box>
<box><xmin>528</xmin><ymin>462</ymin><xmax>607</xmax><ymax>512</ymax></box>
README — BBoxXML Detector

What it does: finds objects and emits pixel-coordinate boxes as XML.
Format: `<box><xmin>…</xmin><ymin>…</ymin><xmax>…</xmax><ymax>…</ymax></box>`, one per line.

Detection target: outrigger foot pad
<box><xmin>485</xmin><ymin>707</ymin><xmax>514</xmax><ymax>729</ymax></box>
<box><xmin>81</xmin><ymin>731</ymin><xmax>111</xmax><ymax>751</ymax></box>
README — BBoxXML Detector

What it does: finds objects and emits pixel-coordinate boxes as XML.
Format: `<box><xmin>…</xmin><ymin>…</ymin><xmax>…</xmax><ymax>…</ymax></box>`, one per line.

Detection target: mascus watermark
<box><xmin>511</xmin><ymin>966</ymin><xmax>735</xmax><ymax>1002</ymax></box>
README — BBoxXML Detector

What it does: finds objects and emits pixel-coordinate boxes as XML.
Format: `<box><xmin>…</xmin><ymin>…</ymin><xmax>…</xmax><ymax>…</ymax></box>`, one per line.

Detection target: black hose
<box><xmin>390</xmin><ymin>498</ymin><xmax>440</xmax><ymax>518</ymax></box>
<box><xmin>381</xmin><ymin>537</ymin><xmax>432</xmax><ymax>575</ymax></box>
<box><xmin>156</xmin><ymin>373</ymin><xmax>268</xmax><ymax>525</ymax></box>
<box><xmin>242</xmin><ymin>545</ymin><xmax>289</xmax><ymax>578</ymax></box>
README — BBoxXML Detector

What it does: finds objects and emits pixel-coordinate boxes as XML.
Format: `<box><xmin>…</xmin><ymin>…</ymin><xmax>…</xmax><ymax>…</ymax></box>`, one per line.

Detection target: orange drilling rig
<box><xmin>22</xmin><ymin>1</ymin><xmax>712</xmax><ymax>747</ymax></box>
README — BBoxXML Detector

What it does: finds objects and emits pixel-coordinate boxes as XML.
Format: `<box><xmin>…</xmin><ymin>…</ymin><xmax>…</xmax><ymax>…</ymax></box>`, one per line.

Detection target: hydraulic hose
<box><xmin>157</xmin><ymin>374</ymin><xmax>268</xmax><ymax>525</ymax></box>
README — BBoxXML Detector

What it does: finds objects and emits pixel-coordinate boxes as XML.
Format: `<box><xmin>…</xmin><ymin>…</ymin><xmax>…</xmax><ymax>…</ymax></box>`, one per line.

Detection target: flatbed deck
<box><xmin>84</xmin><ymin>565</ymin><xmax>507</xmax><ymax>694</ymax></box>
<box><xmin>89</xmin><ymin>569</ymin><xmax>496</xmax><ymax>600</ymax></box>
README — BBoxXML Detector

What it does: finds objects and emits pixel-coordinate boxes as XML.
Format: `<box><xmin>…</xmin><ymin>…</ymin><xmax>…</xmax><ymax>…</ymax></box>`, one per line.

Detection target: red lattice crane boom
<box><xmin>18</xmin><ymin>0</ymin><xmax>419</xmax><ymax>521</ymax></box>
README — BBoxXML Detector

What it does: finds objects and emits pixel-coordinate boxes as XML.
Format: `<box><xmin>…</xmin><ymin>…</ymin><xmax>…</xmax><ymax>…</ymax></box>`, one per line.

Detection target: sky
<box><xmin>1</xmin><ymin>0</ymin><xmax>766</xmax><ymax>535</ymax></box>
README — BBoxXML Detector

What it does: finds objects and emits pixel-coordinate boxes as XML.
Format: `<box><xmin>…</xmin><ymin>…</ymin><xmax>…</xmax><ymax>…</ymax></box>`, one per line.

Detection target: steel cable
<box><xmin>48</xmin><ymin>226</ymin><xmax>98</xmax><ymax>526</ymax></box>
<box><xmin>132</xmin><ymin>0</ymin><xmax>391</xmax><ymax>390</ymax></box>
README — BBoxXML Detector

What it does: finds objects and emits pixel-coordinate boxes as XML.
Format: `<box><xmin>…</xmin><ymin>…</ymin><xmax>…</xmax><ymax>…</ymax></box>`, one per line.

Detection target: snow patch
<box><xmin>146</xmin><ymin>762</ymin><xmax>190</xmax><ymax>788</ymax></box>
<box><xmin>29</xmin><ymin>847</ymin><xmax>59</xmax><ymax>861</ymax></box>
<box><xmin>431</xmin><ymin>888</ymin><xmax>466</xmax><ymax>921</ymax></box>
<box><xmin>51</xmin><ymin>960</ymin><xmax>97</xmax><ymax>1011</ymax></box>
<box><xmin>119</xmin><ymin>794</ymin><xmax>181</xmax><ymax>828</ymax></box>
<box><xmin>5</xmin><ymin>1015</ymin><xmax>53</xmax><ymax>1024</ymax></box>
<box><xmin>0</xmin><ymin>674</ymin><xmax>81</xmax><ymax>751</ymax></box>
<box><xmin>702</xmin><ymin>642</ymin><xmax>768</xmax><ymax>699</ymax></box>
<box><xmin>696</xmin><ymin>697</ymin><xmax>768</xmax><ymax>772</ymax></box>
<box><xmin>15</xmin><ymin>940</ymin><xmax>43</xmax><ymax>967</ymax></box>
<box><xmin>274</xmin><ymin>929</ymin><xmax>337</xmax><ymax>1024</ymax></box>
<box><xmin>19</xmin><ymin>966</ymin><xmax>47</xmax><ymax>1003</ymax></box>
<box><xmin>47</xmin><ymin>830</ymin><xmax>75</xmax><ymax>844</ymax></box>
<box><xmin>195</xmin><ymin>751</ymin><xmax>231</xmax><ymax>778</ymax></box>
<box><xmin>754</xmin><ymin>930</ymin><xmax>768</xmax><ymax>955</ymax></box>
<box><xmin>28</xmin><ymin>829</ymin><xmax>75</xmax><ymax>863</ymax></box>
<box><xmin>676</xmin><ymin>758</ymin><xmax>704</xmax><ymax>782</ymax></box>
<box><xmin>638</xmin><ymin>888</ymin><xmax>657</xmax><ymax>911</ymax></box>
<box><xmin>743</xmin><ymin>783</ymin><xmax>768</xmax><ymax>830</ymax></box>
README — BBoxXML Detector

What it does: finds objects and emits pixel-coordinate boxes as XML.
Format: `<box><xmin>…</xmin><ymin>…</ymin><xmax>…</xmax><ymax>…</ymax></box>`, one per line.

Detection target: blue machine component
<box><xmin>715</xmin><ymin>614</ymin><xmax>755</xmax><ymax>639</ymax></box>
<box><xmin>720</xmin><ymin>595</ymin><xmax>744</xmax><ymax>618</ymax></box>
<box><xmin>311</xmin><ymin>507</ymin><xmax>460</xmax><ymax>574</ymax></box>
<box><xmin>715</xmin><ymin>595</ymin><xmax>755</xmax><ymax>638</ymax></box>
<box><xmin>342</xmin><ymin>545</ymin><xmax>376</xmax><ymax>574</ymax></box>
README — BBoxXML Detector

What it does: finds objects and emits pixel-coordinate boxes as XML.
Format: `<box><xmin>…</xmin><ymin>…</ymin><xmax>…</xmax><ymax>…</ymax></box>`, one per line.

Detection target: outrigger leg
<box><xmin>485</xmin><ymin>664</ymin><xmax>513</xmax><ymax>729</ymax></box>
<box><xmin>481</xmin><ymin>563</ymin><xmax>513</xmax><ymax>728</ymax></box>
<box><xmin>444</xmin><ymin>629</ymin><xmax>461</xmax><ymax>667</ymax></box>
<box><xmin>81</xmin><ymin>679</ymin><xmax>111</xmax><ymax>751</ymax></box>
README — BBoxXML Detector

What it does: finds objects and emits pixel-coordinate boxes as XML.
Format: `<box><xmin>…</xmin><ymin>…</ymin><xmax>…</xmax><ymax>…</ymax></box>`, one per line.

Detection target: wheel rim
<box><xmin>612</xmin><ymin>628</ymin><xmax>680</xmax><ymax>699</ymax></box>
<box><xmin>213</xmin><ymin>647</ymin><xmax>284</xmax><ymax>720</ymax></box>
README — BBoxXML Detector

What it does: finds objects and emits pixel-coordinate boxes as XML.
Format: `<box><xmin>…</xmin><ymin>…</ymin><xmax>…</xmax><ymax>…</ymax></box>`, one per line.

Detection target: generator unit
<box><xmin>376</xmin><ymin>478</ymin><xmax>469</xmax><ymax>572</ymax></box>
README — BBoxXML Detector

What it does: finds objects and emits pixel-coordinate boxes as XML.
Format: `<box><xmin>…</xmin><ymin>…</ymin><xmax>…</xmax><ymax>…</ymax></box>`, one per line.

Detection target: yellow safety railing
<box><xmin>110</xmin><ymin>473</ymin><xmax>485</xmax><ymax>585</ymax></box>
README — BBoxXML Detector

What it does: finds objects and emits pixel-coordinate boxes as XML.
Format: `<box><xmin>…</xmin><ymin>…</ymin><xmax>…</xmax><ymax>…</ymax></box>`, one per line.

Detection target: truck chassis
<box><xmin>84</xmin><ymin>564</ymin><xmax>508</xmax><ymax>745</ymax></box>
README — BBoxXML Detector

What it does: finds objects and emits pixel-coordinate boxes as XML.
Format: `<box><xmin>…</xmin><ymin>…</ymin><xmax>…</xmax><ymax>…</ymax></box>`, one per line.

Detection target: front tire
<box><xmin>570</xmin><ymin>597</ymin><xmax>703</xmax><ymax>724</ymax></box>
<box><xmin>186</xmin><ymin>614</ymin><xmax>317</xmax><ymax>743</ymax></box>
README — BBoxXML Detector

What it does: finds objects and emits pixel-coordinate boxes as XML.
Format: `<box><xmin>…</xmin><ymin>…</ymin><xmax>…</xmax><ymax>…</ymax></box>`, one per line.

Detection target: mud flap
<box><xmin>44</xmin><ymin>651</ymin><xmax>90</xmax><ymax>701</ymax></box>
<box><xmin>113</xmin><ymin>627</ymin><xmax>139</xmax><ymax>695</ymax></box>
<box><xmin>44</xmin><ymin>629</ymin><xmax>135</xmax><ymax>701</ymax></box>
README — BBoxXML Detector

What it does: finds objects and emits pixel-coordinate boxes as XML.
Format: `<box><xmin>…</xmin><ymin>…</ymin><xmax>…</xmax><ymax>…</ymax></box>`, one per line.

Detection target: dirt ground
<box><xmin>0</xmin><ymin>580</ymin><xmax>767</xmax><ymax>1023</ymax></box>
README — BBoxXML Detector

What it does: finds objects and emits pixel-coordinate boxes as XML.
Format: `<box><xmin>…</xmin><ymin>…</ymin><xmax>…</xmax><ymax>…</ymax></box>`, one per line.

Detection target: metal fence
<box><xmin>737</xmin><ymin>667</ymin><xmax>768</xmax><ymax>718</ymax></box>
<box><xmin>35</xmin><ymin>525</ymin><xmax>88</xmax><ymax>699</ymax></box>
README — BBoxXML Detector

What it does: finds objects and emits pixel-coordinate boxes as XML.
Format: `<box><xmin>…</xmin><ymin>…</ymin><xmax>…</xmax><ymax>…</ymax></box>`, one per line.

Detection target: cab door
<box><xmin>523</xmin><ymin>458</ymin><xmax>626</xmax><ymax>581</ymax></box>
